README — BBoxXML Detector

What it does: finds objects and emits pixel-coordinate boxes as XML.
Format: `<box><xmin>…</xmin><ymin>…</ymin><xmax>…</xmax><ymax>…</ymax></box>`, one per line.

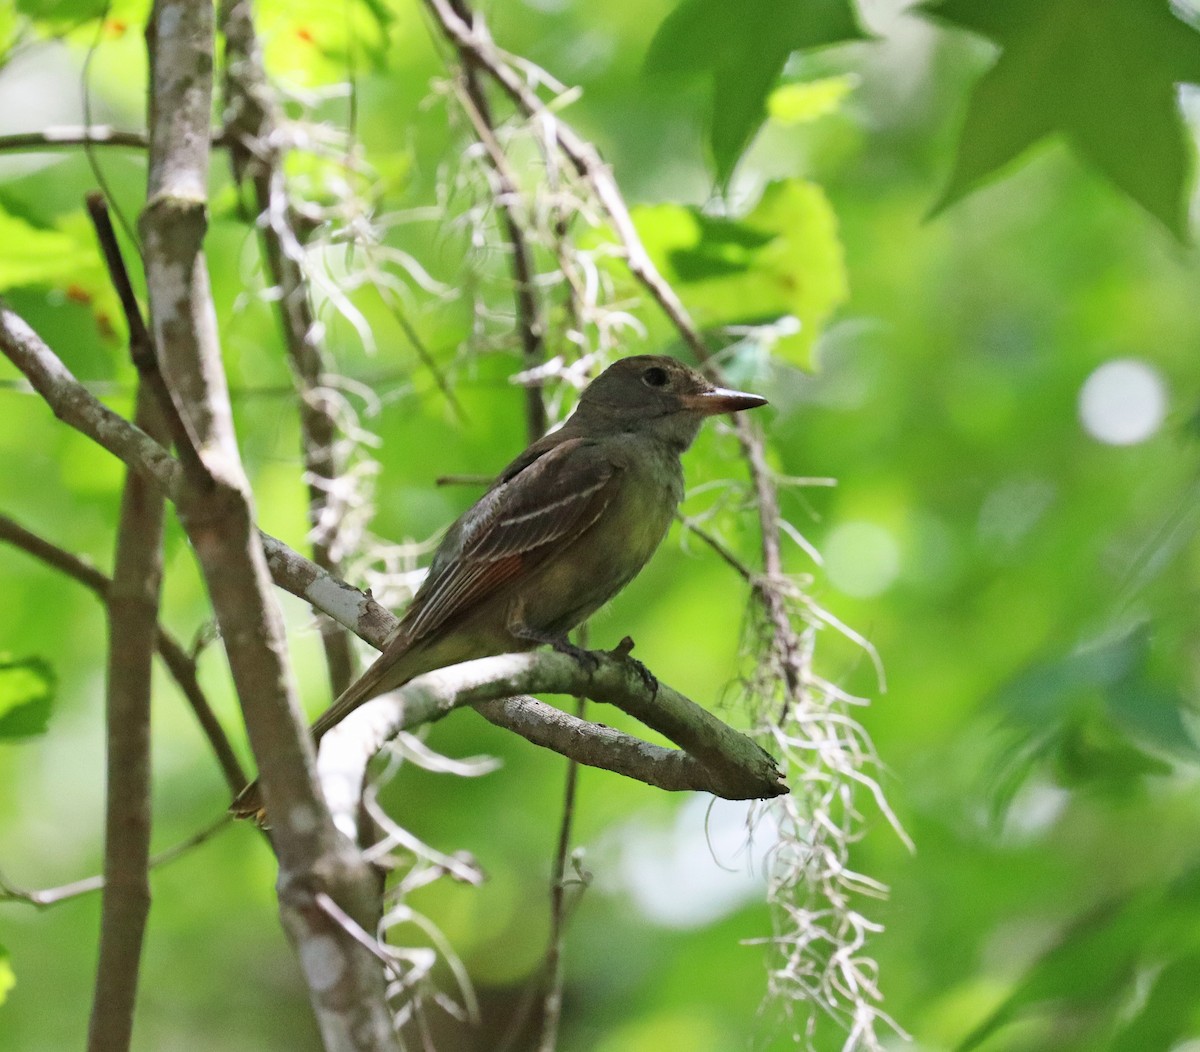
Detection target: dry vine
<box><xmin>413</xmin><ymin>2</ymin><xmax>907</xmax><ymax>1046</ymax></box>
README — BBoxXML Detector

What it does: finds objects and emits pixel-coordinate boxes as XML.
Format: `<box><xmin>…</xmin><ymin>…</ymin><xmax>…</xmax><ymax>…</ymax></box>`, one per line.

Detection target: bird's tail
<box><xmin>228</xmin><ymin>779</ymin><xmax>270</xmax><ymax>825</ymax></box>
<box><xmin>229</xmin><ymin>641</ymin><xmax>425</xmax><ymax>825</ymax></box>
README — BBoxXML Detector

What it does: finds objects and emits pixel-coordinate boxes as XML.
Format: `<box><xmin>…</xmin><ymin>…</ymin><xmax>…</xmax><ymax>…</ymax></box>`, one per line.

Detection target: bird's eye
<box><xmin>642</xmin><ymin>366</ymin><xmax>669</xmax><ymax>388</ymax></box>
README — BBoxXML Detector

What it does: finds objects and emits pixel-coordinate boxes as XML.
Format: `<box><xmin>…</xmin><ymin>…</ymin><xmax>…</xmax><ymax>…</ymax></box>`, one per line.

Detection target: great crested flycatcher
<box><xmin>232</xmin><ymin>354</ymin><xmax>766</xmax><ymax>820</ymax></box>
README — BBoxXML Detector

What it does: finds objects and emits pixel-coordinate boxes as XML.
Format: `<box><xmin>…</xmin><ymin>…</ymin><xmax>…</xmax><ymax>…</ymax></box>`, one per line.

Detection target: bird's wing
<box><xmin>401</xmin><ymin>436</ymin><xmax>618</xmax><ymax>644</ymax></box>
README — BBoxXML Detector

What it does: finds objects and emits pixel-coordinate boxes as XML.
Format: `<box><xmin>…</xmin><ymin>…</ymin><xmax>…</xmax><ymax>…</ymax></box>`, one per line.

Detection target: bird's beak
<box><xmin>682</xmin><ymin>385</ymin><xmax>768</xmax><ymax>416</ymax></box>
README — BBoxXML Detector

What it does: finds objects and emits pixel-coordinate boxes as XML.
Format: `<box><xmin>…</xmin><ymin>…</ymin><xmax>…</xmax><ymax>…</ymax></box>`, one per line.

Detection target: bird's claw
<box><xmin>551</xmin><ymin>637</ymin><xmax>601</xmax><ymax>673</ymax></box>
<box><xmin>628</xmin><ymin>657</ymin><xmax>658</xmax><ymax>698</ymax></box>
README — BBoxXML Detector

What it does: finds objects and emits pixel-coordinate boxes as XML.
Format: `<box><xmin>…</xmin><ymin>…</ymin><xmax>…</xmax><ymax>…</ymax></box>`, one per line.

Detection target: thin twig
<box><xmin>81</xmin><ymin>7</ymin><xmax>143</xmax><ymax>249</ymax></box>
<box><xmin>388</xmin><ymin>303</ymin><xmax>467</xmax><ymax>420</ymax></box>
<box><xmin>220</xmin><ymin>0</ymin><xmax>356</xmax><ymax>696</ymax></box>
<box><xmin>84</xmin><ymin>193</ymin><xmax>153</xmax><ymax>361</ymax></box>
<box><xmin>86</xmin><ymin>192</ymin><xmax>208</xmax><ymax>477</ymax></box>
<box><xmin>448</xmin><ymin>0</ymin><xmax>546</xmax><ymax>441</ymax></box>
<box><xmin>0</xmin><ymin>303</ymin><xmax>181</xmax><ymax>493</ymax></box>
<box><xmin>0</xmin><ymin>816</ymin><xmax>231</xmax><ymax>909</ymax></box>
<box><xmin>0</xmin><ymin>513</ymin><xmax>248</xmax><ymax>793</ymax></box>
<box><xmin>0</xmin><ymin>513</ymin><xmax>108</xmax><ymax>591</ymax></box>
<box><xmin>678</xmin><ymin>513</ymin><xmax>755</xmax><ymax>583</ymax></box>
<box><xmin>0</xmin><ymin>125</ymin><xmax>228</xmax><ymax>155</ymax></box>
<box><xmin>87</xmin><ymin>193</ymin><xmax>252</xmax><ymax>794</ymax></box>
<box><xmin>435</xmin><ymin>473</ymin><xmax>493</xmax><ymax>487</ymax></box>
<box><xmin>537</xmin><ymin>695</ymin><xmax>583</xmax><ymax>1052</ymax></box>
<box><xmin>741</xmin><ymin>426</ymin><xmax>805</xmax><ymax>699</ymax></box>
<box><xmin>84</xmin><ymin>184</ymin><xmax>179</xmax><ymax>1048</ymax></box>
<box><xmin>0</xmin><ymin>126</ymin><xmax>149</xmax><ymax>152</ymax></box>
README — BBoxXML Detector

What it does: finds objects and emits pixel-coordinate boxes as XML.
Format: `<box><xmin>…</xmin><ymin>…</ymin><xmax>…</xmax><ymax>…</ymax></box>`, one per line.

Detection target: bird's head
<box><xmin>570</xmin><ymin>355</ymin><xmax>767</xmax><ymax>451</ymax></box>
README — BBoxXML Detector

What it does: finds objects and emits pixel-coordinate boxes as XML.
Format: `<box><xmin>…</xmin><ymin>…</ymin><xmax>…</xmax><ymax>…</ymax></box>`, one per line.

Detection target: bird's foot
<box><xmin>550</xmin><ymin>636</ymin><xmax>601</xmax><ymax>673</ymax></box>
<box><xmin>608</xmin><ymin>636</ymin><xmax>658</xmax><ymax>698</ymax></box>
<box><xmin>512</xmin><ymin>622</ymin><xmax>602</xmax><ymax>673</ymax></box>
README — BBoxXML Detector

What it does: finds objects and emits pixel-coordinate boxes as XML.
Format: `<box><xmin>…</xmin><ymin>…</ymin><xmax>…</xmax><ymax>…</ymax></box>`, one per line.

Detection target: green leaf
<box><xmin>1053</xmin><ymin>710</ymin><xmax>1174</xmax><ymax>791</ymax></box>
<box><xmin>1110</xmin><ymin>951</ymin><xmax>1200</xmax><ymax>1052</ymax></box>
<box><xmin>0</xmin><ymin>656</ymin><xmax>56</xmax><ymax>739</ymax></box>
<box><xmin>0</xmin><ymin>944</ymin><xmax>12</xmax><ymax>1007</ymax></box>
<box><xmin>255</xmin><ymin>0</ymin><xmax>395</xmax><ymax>84</ymax></box>
<box><xmin>989</xmin><ymin>624</ymin><xmax>1198</xmax><ymax>813</ymax></box>
<box><xmin>767</xmin><ymin>75</ymin><xmax>857</xmax><ymax>125</ymax></box>
<box><xmin>15</xmin><ymin>0</ymin><xmax>109</xmax><ymax>22</ymax></box>
<box><xmin>645</xmin><ymin>0</ymin><xmax>867</xmax><ymax>183</ymax></box>
<box><xmin>633</xmin><ymin>179</ymin><xmax>848</xmax><ymax>369</ymax></box>
<box><xmin>1000</xmin><ymin>624</ymin><xmax>1200</xmax><ymax>753</ymax></box>
<box><xmin>957</xmin><ymin>867</ymin><xmax>1200</xmax><ymax>1051</ymax></box>
<box><xmin>956</xmin><ymin>896</ymin><xmax>1143</xmax><ymax>1051</ymax></box>
<box><xmin>0</xmin><ymin>6</ymin><xmax>20</xmax><ymax>66</ymax></box>
<box><xmin>923</xmin><ymin>0</ymin><xmax>1200</xmax><ymax>241</ymax></box>
<box><xmin>0</xmin><ymin>210</ymin><xmax>105</xmax><ymax>294</ymax></box>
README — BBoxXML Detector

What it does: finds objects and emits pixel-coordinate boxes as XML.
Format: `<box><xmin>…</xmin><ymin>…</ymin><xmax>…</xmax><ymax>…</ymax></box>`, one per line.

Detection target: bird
<box><xmin>231</xmin><ymin>354</ymin><xmax>767</xmax><ymax>821</ymax></box>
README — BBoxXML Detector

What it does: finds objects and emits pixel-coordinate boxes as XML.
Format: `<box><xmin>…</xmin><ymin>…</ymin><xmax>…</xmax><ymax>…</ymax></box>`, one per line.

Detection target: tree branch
<box><xmin>0</xmin><ymin>126</ymin><xmax>152</xmax><ymax>152</ymax></box>
<box><xmin>80</xmin><ymin>185</ymin><xmax>176</xmax><ymax>1052</ymax></box>
<box><xmin>0</xmin><ymin>303</ymin><xmax>181</xmax><ymax>495</ymax></box>
<box><xmin>0</xmin><ymin>518</ymin><xmax>246</xmax><ymax>795</ymax></box>
<box><xmin>678</xmin><ymin>513</ymin><xmax>755</xmax><ymax>583</ymax></box>
<box><xmin>255</xmin><ymin>545</ymin><xmax>786</xmax><ymax>804</ymax></box>
<box><xmin>0</xmin><ymin>307</ymin><xmax>781</xmax><ymax>806</ymax></box>
<box><xmin>0</xmin><ymin>125</ymin><xmax>229</xmax><ymax>155</ymax></box>
<box><xmin>86</xmin><ymin>382</ymin><xmax>169</xmax><ymax>1052</ymax></box>
<box><xmin>259</xmin><ymin>530</ymin><xmax>399</xmax><ymax>644</ymax></box>
<box><xmin>473</xmin><ymin>695</ymin><xmax>726</xmax><ymax>792</ymax></box>
<box><xmin>536</xmin><ymin>685</ymin><xmax>584</xmax><ymax>1052</ymax></box>
<box><xmin>0</xmin><ymin>307</ymin><xmax>390</xmax><ymax>657</ymax></box>
<box><xmin>422</xmin><ymin>0</ymin><xmax>701</xmax><ymax>358</ymax></box>
<box><xmin>0</xmin><ymin>286</ymin><xmax>391</xmax><ymax>653</ymax></box>
<box><xmin>140</xmin><ymin>2</ymin><xmax>398</xmax><ymax>1047</ymax></box>
<box><xmin>0</xmin><ymin>297</ymin><xmax>785</xmax><ymax>812</ymax></box>
<box><xmin>316</xmin><ymin>650</ymin><xmax>786</xmax><ymax>838</ymax></box>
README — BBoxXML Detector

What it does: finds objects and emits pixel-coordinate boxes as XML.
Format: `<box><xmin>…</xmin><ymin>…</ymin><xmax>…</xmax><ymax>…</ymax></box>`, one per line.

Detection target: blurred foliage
<box><xmin>916</xmin><ymin>0</ymin><xmax>1200</xmax><ymax>239</ymax></box>
<box><xmin>922</xmin><ymin>0</ymin><xmax>1200</xmax><ymax>240</ymax></box>
<box><xmin>958</xmin><ymin>866</ymin><xmax>1200</xmax><ymax>1052</ymax></box>
<box><xmin>0</xmin><ymin>944</ymin><xmax>12</xmax><ymax>1007</ymax></box>
<box><xmin>0</xmin><ymin>656</ymin><xmax>55</xmax><ymax>740</ymax></box>
<box><xmin>644</xmin><ymin>0</ymin><xmax>868</xmax><ymax>183</ymax></box>
<box><xmin>1</xmin><ymin>0</ymin><xmax>1200</xmax><ymax>1051</ymax></box>
<box><xmin>633</xmin><ymin>178</ymin><xmax>847</xmax><ymax>367</ymax></box>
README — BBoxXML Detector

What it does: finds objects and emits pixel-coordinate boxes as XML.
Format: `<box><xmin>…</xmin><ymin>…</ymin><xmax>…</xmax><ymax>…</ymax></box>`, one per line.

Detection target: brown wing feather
<box><xmin>402</xmin><ymin>437</ymin><xmax>617</xmax><ymax>644</ymax></box>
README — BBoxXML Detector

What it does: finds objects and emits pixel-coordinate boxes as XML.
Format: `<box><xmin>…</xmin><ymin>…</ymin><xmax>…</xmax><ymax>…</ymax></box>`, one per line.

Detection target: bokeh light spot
<box><xmin>1078</xmin><ymin>358</ymin><xmax>1167</xmax><ymax>446</ymax></box>
<box><xmin>823</xmin><ymin>521</ymin><xmax>901</xmax><ymax>598</ymax></box>
<box><xmin>614</xmin><ymin>797</ymin><xmax>773</xmax><ymax>928</ymax></box>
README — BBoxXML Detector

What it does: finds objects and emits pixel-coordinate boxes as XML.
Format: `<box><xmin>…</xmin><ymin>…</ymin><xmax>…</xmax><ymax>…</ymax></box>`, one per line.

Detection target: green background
<box><xmin>2</xmin><ymin>0</ymin><xmax>1199</xmax><ymax>1049</ymax></box>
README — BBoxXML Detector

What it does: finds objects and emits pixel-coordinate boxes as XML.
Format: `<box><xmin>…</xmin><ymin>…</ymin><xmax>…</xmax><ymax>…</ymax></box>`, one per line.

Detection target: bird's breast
<box><xmin>515</xmin><ymin>446</ymin><xmax>683</xmax><ymax>635</ymax></box>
